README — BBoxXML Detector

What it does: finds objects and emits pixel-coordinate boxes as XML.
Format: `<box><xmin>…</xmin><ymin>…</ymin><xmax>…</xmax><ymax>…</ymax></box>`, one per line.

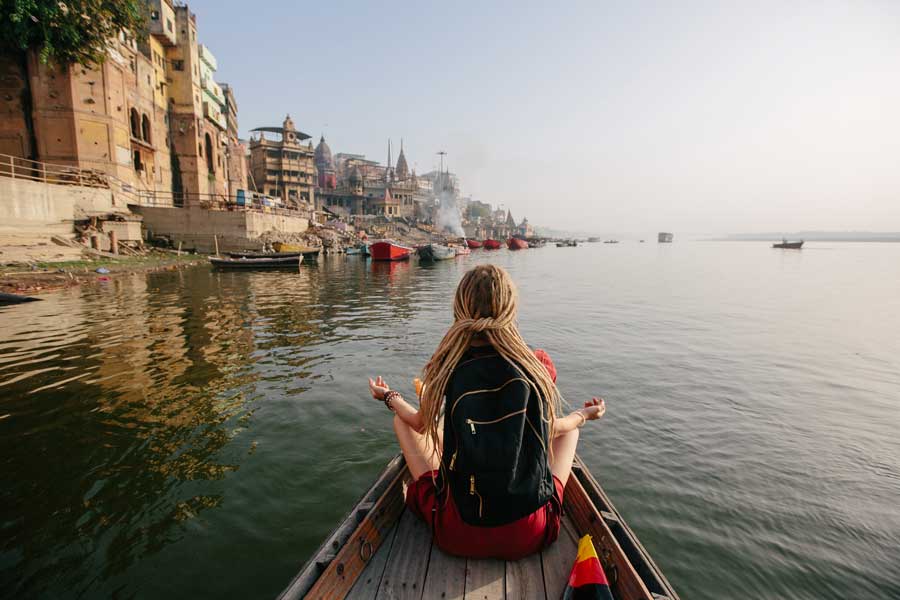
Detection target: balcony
<box><xmin>147</xmin><ymin>0</ymin><xmax>177</xmax><ymax>46</ymax></box>
<box><xmin>198</xmin><ymin>44</ymin><xmax>218</xmax><ymax>71</ymax></box>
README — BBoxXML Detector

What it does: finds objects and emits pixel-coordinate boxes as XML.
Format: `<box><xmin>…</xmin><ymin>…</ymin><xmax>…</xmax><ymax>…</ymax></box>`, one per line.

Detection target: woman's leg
<box><xmin>393</xmin><ymin>415</ymin><xmax>441</xmax><ymax>480</ymax></box>
<box><xmin>550</xmin><ymin>428</ymin><xmax>579</xmax><ymax>488</ymax></box>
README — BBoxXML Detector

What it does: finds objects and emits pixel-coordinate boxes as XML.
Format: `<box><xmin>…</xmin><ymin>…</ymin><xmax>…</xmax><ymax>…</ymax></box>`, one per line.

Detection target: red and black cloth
<box><xmin>563</xmin><ymin>534</ymin><xmax>614</xmax><ymax>600</ymax></box>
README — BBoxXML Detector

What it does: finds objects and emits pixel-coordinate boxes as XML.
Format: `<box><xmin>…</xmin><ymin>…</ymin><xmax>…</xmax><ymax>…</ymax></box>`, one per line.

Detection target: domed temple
<box><xmin>315</xmin><ymin>135</ymin><xmax>337</xmax><ymax>190</ymax></box>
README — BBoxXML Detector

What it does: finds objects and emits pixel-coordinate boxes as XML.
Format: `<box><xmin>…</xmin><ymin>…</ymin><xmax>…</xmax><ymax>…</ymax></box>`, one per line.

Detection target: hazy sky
<box><xmin>197</xmin><ymin>0</ymin><xmax>900</xmax><ymax>234</ymax></box>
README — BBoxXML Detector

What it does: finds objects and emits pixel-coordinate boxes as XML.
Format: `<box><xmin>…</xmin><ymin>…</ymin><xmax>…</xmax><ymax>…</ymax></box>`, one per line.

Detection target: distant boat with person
<box><xmin>773</xmin><ymin>239</ymin><xmax>804</xmax><ymax>249</ymax></box>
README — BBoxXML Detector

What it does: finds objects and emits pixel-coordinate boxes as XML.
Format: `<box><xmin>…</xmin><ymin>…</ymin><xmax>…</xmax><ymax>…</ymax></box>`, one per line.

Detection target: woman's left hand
<box><xmin>368</xmin><ymin>376</ymin><xmax>390</xmax><ymax>401</ymax></box>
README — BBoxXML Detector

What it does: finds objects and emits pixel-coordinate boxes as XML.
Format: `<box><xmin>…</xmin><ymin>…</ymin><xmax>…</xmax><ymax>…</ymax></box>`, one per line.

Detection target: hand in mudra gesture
<box><xmin>368</xmin><ymin>375</ymin><xmax>390</xmax><ymax>401</ymax></box>
<box><xmin>578</xmin><ymin>397</ymin><xmax>606</xmax><ymax>421</ymax></box>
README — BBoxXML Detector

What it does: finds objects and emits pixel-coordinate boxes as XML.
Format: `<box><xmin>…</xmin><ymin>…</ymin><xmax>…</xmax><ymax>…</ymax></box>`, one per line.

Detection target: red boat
<box><xmin>369</xmin><ymin>240</ymin><xmax>412</xmax><ymax>261</ymax></box>
<box><xmin>466</xmin><ymin>239</ymin><xmax>482</xmax><ymax>249</ymax></box>
<box><xmin>483</xmin><ymin>239</ymin><xmax>501</xmax><ymax>250</ymax></box>
<box><xmin>507</xmin><ymin>238</ymin><xmax>529</xmax><ymax>250</ymax></box>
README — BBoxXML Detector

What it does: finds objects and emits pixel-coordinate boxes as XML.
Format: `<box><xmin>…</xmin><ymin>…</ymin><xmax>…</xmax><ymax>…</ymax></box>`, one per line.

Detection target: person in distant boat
<box><xmin>368</xmin><ymin>264</ymin><xmax>605</xmax><ymax>560</ymax></box>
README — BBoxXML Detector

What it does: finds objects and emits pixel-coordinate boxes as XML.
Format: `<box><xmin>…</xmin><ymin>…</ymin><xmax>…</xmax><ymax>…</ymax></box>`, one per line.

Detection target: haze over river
<box><xmin>2</xmin><ymin>242</ymin><xmax>899</xmax><ymax>599</ymax></box>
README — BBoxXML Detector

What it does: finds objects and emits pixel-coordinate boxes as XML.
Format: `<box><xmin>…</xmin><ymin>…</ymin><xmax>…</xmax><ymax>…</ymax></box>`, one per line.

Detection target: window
<box><xmin>129</xmin><ymin>108</ymin><xmax>140</xmax><ymax>138</ymax></box>
<box><xmin>167</xmin><ymin>19</ymin><xmax>173</xmax><ymax>32</ymax></box>
<box><xmin>141</xmin><ymin>114</ymin><xmax>151</xmax><ymax>143</ymax></box>
<box><xmin>133</xmin><ymin>149</ymin><xmax>143</xmax><ymax>171</ymax></box>
<box><xmin>173</xmin><ymin>60</ymin><xmax>184</xmax><ymax>71</ymax></box>
<box><xmin>198</xmin><ymin>142</ymin><xmax>203</xmax><ymax>157</ymax></box>
<box><xmin>269</xmin><ymin>189</ymin><xmax>277</xmax><ymax>196</ymax></box>
<box><xmin>205</xmin><ymin>133</ymin><xmax>214</xmax><ymax>173</ymax></box>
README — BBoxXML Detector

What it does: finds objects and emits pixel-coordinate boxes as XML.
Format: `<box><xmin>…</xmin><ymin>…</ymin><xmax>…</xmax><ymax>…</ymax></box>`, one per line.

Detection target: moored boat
<box><xmin>483</xmin><ymin>239</ymin><xmax>502</xmax><ymax>250</ymax></box>
<box><xmin>273</xmin><ymin>242</ymin><xmax>319</xmax><ymax>253</ymax></box>
<box><xmin>370</xmin><ymin>240</ymin><xmax>413</xmax><ymax>261</ymax></box>
<box><xmin>466</xmin><ymin>239</ymin><xmax>483</xmax><ymax>249</ymax></box>
<box><xmin>0</xmin><ymin>292</ymin><xmax>42</xmax><ymax>305</ymax></box>
<box><xmin>209</xmin><ymin>255</ymin><xmax>304</xmax><ymax>269</ymax></box>
<box><xmin>228</xmin><ymin>250</ymin><xmax>319</xmax><ymax>260</ymax></box>
<box><xmin>278</xmin><ymin>454</ymin><xmax>680</xmax><ymax>600</ymax></box>
<box><xmin>773</xmin><ymin>239</ymin><xmax>803</xmax><ymax>249</ymax></box>
<box><xmin>417</xmin><ymin>243</ymin><xmax>456</xmax><ymax>262</ymax></box>
<box><xmin>344</xmin><ymin>247</ymin><xmax>362</xmax><ymax>255</ymax></box>
<box><xmin>507</xmin><ymin>237</ymin><xmax>529</xmax><ymax>250</ymax></box>
<box><xmin>454</xmin><ymin>245</ymin><xmax>471</xmax><ymax>256</ymax></box>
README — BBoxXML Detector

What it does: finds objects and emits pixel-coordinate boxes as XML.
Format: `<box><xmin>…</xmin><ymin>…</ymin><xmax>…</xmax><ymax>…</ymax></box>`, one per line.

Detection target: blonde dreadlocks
<box><xmin>419</xmin><ymin>264</ymin><xmax>562</xmax><ymax>459</ymax></box>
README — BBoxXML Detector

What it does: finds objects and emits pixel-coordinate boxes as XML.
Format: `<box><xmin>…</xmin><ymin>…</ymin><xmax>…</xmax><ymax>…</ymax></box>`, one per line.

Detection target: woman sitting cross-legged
<box><xmin>368</xmin><ymin>264</ymin><xmax>605</xmax><ymax>560</ymax></box>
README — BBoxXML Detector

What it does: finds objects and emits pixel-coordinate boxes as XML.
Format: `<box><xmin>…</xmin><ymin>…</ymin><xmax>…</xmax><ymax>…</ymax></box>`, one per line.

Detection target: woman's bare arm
<box><xmin>552</xmin><ymin>397</ymin><xmax>606</xmax><ymax>438</ymax></box>
<box><xmin>368</xmin><ymin>376</ymin><xmax>425</xmax><ymax>433</ymax></box>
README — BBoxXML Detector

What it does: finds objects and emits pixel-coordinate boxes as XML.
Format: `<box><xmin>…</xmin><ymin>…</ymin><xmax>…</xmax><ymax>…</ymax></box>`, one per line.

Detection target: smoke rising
<box><xmin>435</xmin><ymin>189</ymin><xmax>464</xmax><ymax>236</ymax></box>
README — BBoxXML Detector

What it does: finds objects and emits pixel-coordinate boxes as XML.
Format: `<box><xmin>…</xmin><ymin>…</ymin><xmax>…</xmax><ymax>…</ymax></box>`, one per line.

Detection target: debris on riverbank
<box><xmin>0</xmin><ymin>252</ymin><xmax>205</xmax><ymax>296</ymax></box>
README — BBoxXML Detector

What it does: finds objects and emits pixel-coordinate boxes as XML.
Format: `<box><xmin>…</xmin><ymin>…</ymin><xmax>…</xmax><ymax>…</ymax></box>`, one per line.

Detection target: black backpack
<box><xmin>440</xmin><ymin>349</ymin><xmax>554</xmax><ymax>526</ymax></box>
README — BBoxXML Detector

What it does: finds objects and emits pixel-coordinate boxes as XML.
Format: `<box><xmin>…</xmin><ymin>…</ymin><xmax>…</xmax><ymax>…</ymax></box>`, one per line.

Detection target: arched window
<box><xmin>205</xmin><ymin>133</ymin><xmax>214</xmax><ymax>173</ymax></box>
<box><xmin>129</xmin><ymin>108</ymin><xmax>140</xmax><ymax>138</ymax></box>
<box><xmin>141</xmin><ymin>114</ymin><xmax>151</xmax><ymax>143</ymax></box>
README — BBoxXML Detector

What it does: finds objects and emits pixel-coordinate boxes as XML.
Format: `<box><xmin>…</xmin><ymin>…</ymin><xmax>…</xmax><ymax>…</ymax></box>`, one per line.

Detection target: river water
<box><xmin>1</xmin><ymin>242</ymin><xmax>899</xmax><ymax>599</ymax></box>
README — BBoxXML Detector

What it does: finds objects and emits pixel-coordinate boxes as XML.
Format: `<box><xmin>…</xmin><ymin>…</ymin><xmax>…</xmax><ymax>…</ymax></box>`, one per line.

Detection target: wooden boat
<box><xmin>273</xmin><ymin>242</ymin><xmax>319</xmax><ymax>253</ymax></box>
<box><xmin>603</xmin><ymin>240</ymin><xmax>619</xmax><ymax>244</ymax></box>
<box><xmin>773</xmin><ymin>240</ymin><xmax>803</xmax><ymax>249</ymax></box>
<box><xmin>507</xmin><ymin>238</ymin><xmax>529</xmax><ymax>250</ymax></box>
<box><xmin>278</xmin><ymin>454</ymin><xmax>680</xmax><ymax>600</ymax></box>
<box><xmin>466</xmin><ymin>239</ymin><xmax>482</xmax><ymax>249</ymax></box>
<box><xmin>209</xmin><ymin>255</ymin><xmax>304</xmax><ymax>269</ymax></box>
<box><xmin>370</xmin><ymin>240</ymin><xmax>412</xmax><ymax>261</ymax></box>
<box><xmin>588</xmin><ymin>237</ymin><xmax>600</xmax><ymax>243</ymax></box>
<box><xmin>417</xmin><ymin>244</ymin><xmax>456</xmax><ymax>262</ymax></box>
<box><xmin>454</xmin><ymin>245</ymin><xmax>471</xmax><ymax>256</ymax></box>
<box><xmin>556</xmin><ymin>240</ymin><xmax>577</xmax><ymax>247</ymax></box>
<box><xmin>345</xmin><ymin>247</ymin><xmax>362</xmax><ymax>255</ymax></box>
<box><xmin>657</xmin><ymin>232</ymin><xmax>673</xmax><ymax>243</ymax></box>
<box><xmin>228</xmin><ymin>250</ymin><xmax>320</xmax><ymax>260</ymax></box>
<box><xmin>529</xmin><ymin>239</ymin><xmax>546</xmax><ymax>248</ymax></box>
<box><xmin>482</xmin><ymin>239</ymin><xmax>501</xmax><ymax>250</ymax></box>
<box><xmin>0</xmin><ymin>292</ymin><xmax>42</xmax><ymax>305</ymax></box>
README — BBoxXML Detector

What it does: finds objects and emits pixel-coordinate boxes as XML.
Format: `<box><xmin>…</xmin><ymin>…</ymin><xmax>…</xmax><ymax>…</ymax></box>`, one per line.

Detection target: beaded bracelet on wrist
<box><xmin>383</xmin><ymin>390</ymin><xmax>401</xmax><ymax>412</ymax></box>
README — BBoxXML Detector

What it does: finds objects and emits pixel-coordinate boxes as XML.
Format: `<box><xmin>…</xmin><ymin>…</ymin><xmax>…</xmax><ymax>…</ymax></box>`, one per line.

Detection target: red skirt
<box><xmin>405</xmin><ymin>470</ymin><xmax>565</xmax><ymax>560</ymax></box>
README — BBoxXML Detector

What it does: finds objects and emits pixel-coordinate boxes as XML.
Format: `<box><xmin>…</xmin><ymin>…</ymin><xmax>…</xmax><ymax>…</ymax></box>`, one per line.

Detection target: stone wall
<box><xmin>134</xmin><ymin>206</ymin><xmax>309</xmax><ymax>252</ymax></box>
<box><xmin>0</xmin><ymin>177</ymin><xmax>121</xmax><ymax>234</ymax></box>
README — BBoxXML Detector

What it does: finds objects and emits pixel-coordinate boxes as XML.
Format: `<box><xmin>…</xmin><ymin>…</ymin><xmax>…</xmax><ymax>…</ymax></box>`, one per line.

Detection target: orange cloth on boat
<box><xmin>405</xmin><ymin>471</ymin><xmax>565</xmax><ymax>560</ymax></box>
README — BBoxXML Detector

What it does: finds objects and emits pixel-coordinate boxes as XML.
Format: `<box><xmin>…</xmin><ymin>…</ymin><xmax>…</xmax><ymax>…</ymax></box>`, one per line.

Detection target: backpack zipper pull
<box><xmin>467</xmin><ymin>419</ymin><xmax>476</xmax><ymax>434</ymax></box>
<box><xmin>449</xmin><ymin>450</ymin><xmax>457</xmax><ymax>470</ymax></box>
<box><xmin>469</xmin><ymin>475</ymin><xmax>484</xmax><ymax>518</ymax></box>
<box><xmin>469</xmin><ymin>474</ymin><xmax>475</xmax><ymax>494</ymax></box>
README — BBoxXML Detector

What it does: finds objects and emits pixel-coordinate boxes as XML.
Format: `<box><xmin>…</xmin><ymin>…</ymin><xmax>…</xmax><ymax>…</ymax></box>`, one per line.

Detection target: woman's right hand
<box><xmin>578</xmin><ymin>397</ymin><xmax>606</xmax><ymax>421</ymax></box>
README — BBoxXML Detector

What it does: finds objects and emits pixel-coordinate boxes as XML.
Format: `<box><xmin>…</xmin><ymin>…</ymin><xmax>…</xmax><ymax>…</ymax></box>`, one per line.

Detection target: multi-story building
<box><xmin>249</xmin><ymin>115</ymin><xmax>316</xmax><ymax>209</ymax></box>
<box><xmin>0</xmin><ymin>21</ymin><xmax>175</xmax><ymax>202</ymax></box>
<box><xmin>165</xmin><ymin>5</ymin><xmax>229</xmax><ymax>206</ymax></box>
<box><xmin>221</xmin><ymin>84</ymin><xmax>247</xmax><ymax>197</ymax></box>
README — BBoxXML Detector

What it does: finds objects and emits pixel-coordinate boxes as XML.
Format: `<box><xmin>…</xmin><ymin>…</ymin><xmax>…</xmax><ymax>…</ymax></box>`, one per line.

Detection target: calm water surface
<box><xmin>1</xmin><ymin>242</ymin><xmax>899</xmax><ymax>599</ymax></box>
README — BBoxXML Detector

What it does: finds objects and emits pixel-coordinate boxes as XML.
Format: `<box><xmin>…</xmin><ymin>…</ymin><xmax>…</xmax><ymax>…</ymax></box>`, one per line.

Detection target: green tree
<box><xmin>0</xmin><ymin>0</ymin><xmax>145</xmax><ymax>66</ymax></box>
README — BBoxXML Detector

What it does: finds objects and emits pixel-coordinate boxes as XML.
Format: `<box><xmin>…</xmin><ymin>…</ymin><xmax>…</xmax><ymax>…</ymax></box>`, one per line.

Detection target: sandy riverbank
<box><xmin>0</xmin><ymin>252</ymin><xmax>206</xmax><ymax>296</ymax></box>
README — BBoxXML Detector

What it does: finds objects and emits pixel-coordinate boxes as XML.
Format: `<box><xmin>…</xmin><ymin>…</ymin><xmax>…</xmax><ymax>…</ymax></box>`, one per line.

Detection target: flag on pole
<box><xmin>563</xmin><ymin>534</ymin><xmax>614</xmax><ymax>600</ymax></box>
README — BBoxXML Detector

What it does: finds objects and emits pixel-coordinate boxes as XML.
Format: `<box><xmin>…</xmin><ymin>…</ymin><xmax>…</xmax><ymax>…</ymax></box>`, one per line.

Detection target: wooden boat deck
<box><xmin>280</xmin><ymin>455</ymin><xmax>679</xmax><ymax>600</ymax></box>
<box><xmin>344</xmin><ymin>506</ymin><xmax>580</xmax><ymax>600</ymax></box>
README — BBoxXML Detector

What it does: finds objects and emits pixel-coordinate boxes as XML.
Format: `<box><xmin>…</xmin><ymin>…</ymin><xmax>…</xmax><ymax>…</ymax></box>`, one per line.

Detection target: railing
<box><xmin>0</xmin><ymin>153</ymin><xmax>111</xmax><ymax>189</ymax></box>
<box><xmin>0</xmin><ymin>151</ymin><xmax>313</xmax><ymax>219</ymax></box>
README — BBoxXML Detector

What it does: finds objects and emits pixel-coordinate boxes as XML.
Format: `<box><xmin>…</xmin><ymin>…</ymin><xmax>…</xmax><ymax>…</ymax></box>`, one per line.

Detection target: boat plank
<box><xmin>346</xmin><ymin>522</ymin><xmax>400</xmax><ymax>600</ymax></box>
<box><xmin>541</xmin><ymin>516</ymin><xmax>579</xmax><ymax>600</ymax></box>
<box><xmin>505</xmin><ymin>551</ymin><xmax>545</xmax><ymax>600</ymax></box>
<box><xmin>564</xmin><ymin>476</ymin><xmax>653</xmax><ymax>600</ymax></box>
<box><xmin>421</xmin><ymin>545</ymin><xmax>467</xmax><ymax>600</ymax></box>
<box><xmin>463</xmin><ymin>558</ymin><xmax>505</xmax><ymax>600</ymax></box>
<box><xmin>376</xmin><ymin>509</ymin><xmax>433</xmax><ymax>599</ymax></box>
<box><xmin>304</xmin><ymin>469</ymin><xmax>407</xmax><ymax>600</ymax></box>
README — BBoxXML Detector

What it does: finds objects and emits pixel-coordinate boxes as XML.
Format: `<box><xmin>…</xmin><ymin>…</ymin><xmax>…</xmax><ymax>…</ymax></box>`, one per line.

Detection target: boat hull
<box><xmin>370</xmin><ymin>241</ymin><xmax>412</xmax><ymax>261</ymax></box>
<box><xmin>466</xmin><ymin>239</ymin><xmax>483</xmax><ymax>249</ymax></box>
<box><xmin>483</xmin><ymin>239</ymin><xmax>501</xmax><ymax>250</ymax></box>
<box><xmin>417</xmin><ymin>244</ymin><xmax>456</xmax><ymax>261</ymax></box>
<box><xmin>209</xmin><ymin>255</ymin><xmax>302</xmax><ymax>269</ymax></box>
<box><xmin>507</xmin><ymin>238</ymin><xmax>529</xmax><ymax>250</ymax></box>
<box><xmin>279</xmin><ymin>454</ymin><xmax>681</xmax><ymax>600</ymax></box>
<box><xmin>773</xmin><ymin>241</ymin><xmax>803</xmax><ymax>249</ymax></box>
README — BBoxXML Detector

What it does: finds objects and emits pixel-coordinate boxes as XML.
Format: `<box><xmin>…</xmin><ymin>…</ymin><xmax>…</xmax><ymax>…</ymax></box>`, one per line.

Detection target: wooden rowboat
<box><xmin>466</xmin><ymin>239</ymin><xmax>482</xmax><ymax>249</ymax></box>
<box><xmin>209</xmin><ymin>255</ymin><xmax>304</xmax><ymax>269</ymax></box>
<box><xmin>482</xmin><ymin>239</ymin><xmax>502</xmax><ymax>250</ymax></box>
<box><xmin>772</xmin><ymin>240</ymin><xmax>803</xmax><ymax>249</ymax></box>
<box><xmin>278</xmin><ymin>454</ymin><xmax>679</xmax><ymax>600</ymax></box>
<box><xmin>507</xmin><ymin>238</ymin><xmax>529</xmax><ymax>250</ymax></box>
